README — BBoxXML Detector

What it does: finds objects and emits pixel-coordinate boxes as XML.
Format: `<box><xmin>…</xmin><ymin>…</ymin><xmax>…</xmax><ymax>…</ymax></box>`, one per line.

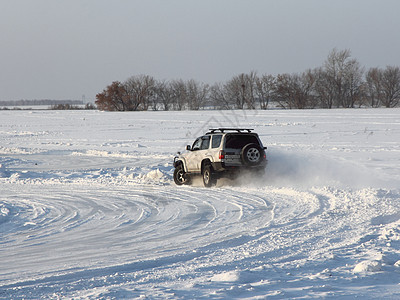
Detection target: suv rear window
<box><xmin>211</xmin><ymin>135</ymin><xmax>222</xmax><ymax>148</ymax></box>
<box><xmin>224</xmin><ymin>134</ymin><xmax>259</xmax><ymax>149</ymax></box>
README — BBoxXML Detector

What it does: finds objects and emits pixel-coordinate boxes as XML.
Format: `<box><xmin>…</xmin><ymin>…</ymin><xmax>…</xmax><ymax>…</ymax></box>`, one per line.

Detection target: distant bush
<box><xmin>0</xmin><ymin>107</ymin><xmax>23</xmax><ymax>110</ymax></box>
<box><xmin>51</xmin><ymin>103</ymin><xmax>96</xmax><ymax>110</ymax></box>
<box><xmin>0</xmin><ymin>99</ymin><xmax>82</xmax><ymax>107</ymax></box>
<box><xmin>84</xmin><ymin>103</ymin><xmax>96</xmax><ymax>110</ymax></box>
<box><xmin>51</xmin><ymin>104</ymin><xmax>81</xmax><ymax>110</ymax></box>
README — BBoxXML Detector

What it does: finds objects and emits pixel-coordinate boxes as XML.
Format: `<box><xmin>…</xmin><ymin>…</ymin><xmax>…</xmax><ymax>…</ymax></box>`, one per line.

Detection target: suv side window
<box><xmin>200</xmin><ymin>136</ymin><xmax>210</xmax><ymax>150</ymax></box>
<box><xmin>192</xmin><ymin>138</ymin><xmax>202</xmax><ymax>151</ymax></box>
<box><xmin>211</xmin><ymin>135</ymin><xmax>222</xmax><ymax>148</ymax></box>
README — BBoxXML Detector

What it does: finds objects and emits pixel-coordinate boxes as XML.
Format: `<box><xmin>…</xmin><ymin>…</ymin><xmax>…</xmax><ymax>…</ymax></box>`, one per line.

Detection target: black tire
<box><xmin>174</xmin><ymin>164</ymin><xmax>190</xmax><ymax>185</ymax></box>
<box><xmin>241</xmin><ymin>143</ymin><xmax>263</xmax><ymax>166</ymax></box>
<box><xmin>203</xmin><ymin>165</ymin><xmax>216</xmax><ymax>187</ymax></box>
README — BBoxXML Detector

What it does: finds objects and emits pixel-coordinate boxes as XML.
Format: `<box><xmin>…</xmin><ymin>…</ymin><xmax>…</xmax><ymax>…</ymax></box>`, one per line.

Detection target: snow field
<box><xmin>1</xmin><ymin>108</ymin><xmax>400</xmax><ymax>298</ymax></box>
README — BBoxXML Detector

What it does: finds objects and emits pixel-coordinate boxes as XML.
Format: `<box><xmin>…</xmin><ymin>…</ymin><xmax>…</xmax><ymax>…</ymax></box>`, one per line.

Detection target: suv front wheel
<box><xmin>174</xmin><ymin>164</ymin><xmax>190</xmax><ymax>185</ymax></box>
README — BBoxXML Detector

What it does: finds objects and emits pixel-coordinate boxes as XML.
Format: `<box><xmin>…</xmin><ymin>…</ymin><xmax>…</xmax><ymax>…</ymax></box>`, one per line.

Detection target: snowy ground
<box><xmin>1</xmin><ymin>108</ymin><xmax>400</xmax><ymax>299</ymax></box>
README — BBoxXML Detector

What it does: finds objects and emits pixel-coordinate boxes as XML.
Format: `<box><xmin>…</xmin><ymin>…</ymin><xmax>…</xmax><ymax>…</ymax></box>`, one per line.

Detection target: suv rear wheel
<box><xmin>203</xmin><ymin>165</ymin><xmax>216</xmax><ymax>187</ymax></box>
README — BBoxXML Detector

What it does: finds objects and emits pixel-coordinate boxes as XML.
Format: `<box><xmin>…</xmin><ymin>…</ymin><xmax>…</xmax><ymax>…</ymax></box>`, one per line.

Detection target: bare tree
<box><xmin>209</xmin><ymin>83</ymin><xmax>232</xmax><ymax>109</ymax></box>
<box><xmin>381</xmin><ymin>66</ymin><xmax>400</xmax><ymax>108</ymax></box>
<box><xmin>186</xmin><ymin>80</ymin><xmax>209</xmax><ymax>110</ymax></box>
<box><xmin>170</xmin><ymin>79</ymin><xmax>187</xmax><ymax>110</ymax></box>
<box><xmin>226</xmin><ymin>72</ymin><xmax>257</xmax><ymax>109</ymax></box>
<box><xmin>323</xmin><ymin>48</ymin><xmax>364</xmax><ymax>108</ymax></box>
<box><xmin>95</xmin><ymin>81</ymin><xmax>127</xmax><ymax>111</ymax></box>
<box><xmin>324</xmin><ymin>48</ymin><xmax>349</xmax><ymax>107</ymax></box>
<box><xmin>366</xmin><ymin>67</ymin><xmax>382</xmax><ymax>107</ymax></box>
<box><xmin>225</xmin><ymin>76</ymin><xmax>244</xmax><ymax>109</ymax></box>
<box><xmin>274</xmin><ymin>71</ymin><xmax>316</xmax><ymax>109</ymax></box>
<box><xmin>300</xmin><ymin>69</ymin><xmax>318</xmax><ymax>108</ymax></box>
<box><xmin>244</xmin><ymin>71</ymin><xmax>257</xmax><ymax>109</ymax></box>
<box><xmin>124</xmin><ymin>75</ymin><xmax>156</xmax><ymax>111</ymax></box>
<box><xmin>344</xmin><ymin>59</ymin><xmax>364</xmax><ymax>108</ymax></box>
<box><xmin>154</xmin><ymin>80</ymin><xmax>174</xmax><ymax>111</ymax></box>
<box><xmin>314</xmin><ymin>67</ymin><xmax>335</xmax><ymax>108</ymax></box>
<box><xmin>366</xmin><ymin>66</ymin><xmax>400</xmax><ymax>108</ymax></box>
<box><xmin>255</xmin><ymin>74</ymin><xmax>275</xmax><ymax>109</ymax></box>
<box><xmin>274</xmin><ymin>73</ymin><xmax>295</xmax><ymax>109</ymax></box>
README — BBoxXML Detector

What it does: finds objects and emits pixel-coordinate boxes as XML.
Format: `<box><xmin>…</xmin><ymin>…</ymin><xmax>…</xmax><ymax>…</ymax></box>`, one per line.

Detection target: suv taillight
<box><xmin>219</xmin><ymin>150</ymin><xmax>225</xmax><ymax>159</ymax></box>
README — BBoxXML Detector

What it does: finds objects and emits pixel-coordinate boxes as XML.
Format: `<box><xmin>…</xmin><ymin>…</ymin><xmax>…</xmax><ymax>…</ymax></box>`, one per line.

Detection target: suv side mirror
<box><xmin>186</xmin><ymin>145</ymin><xmax>191</xmax><ymax>151</ymax></box>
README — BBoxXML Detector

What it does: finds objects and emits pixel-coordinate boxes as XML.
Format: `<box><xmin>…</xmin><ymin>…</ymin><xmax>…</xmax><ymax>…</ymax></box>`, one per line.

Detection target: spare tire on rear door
<box><xmin>241</xmin><ymin>143</ymin><xmax>263</xmax><ymax>166</ymax></box>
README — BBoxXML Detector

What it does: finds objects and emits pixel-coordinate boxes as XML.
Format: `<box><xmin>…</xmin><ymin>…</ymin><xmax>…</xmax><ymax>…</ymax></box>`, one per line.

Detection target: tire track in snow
<box><xmin>4</xmin><ymin>181</ymin><xmax>397</xmax><ymax>299</ymax></box>
<box><xmin>0</xmin><ymin>183</ymin><xmax>273</xmax><ymax>288</ymax></box>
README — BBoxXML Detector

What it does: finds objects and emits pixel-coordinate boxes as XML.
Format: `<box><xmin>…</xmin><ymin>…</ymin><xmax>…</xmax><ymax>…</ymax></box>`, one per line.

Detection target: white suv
<box><xmin>173</xmin><ymin>128</ymin><xmax>267</xmax><ymax>187</ymax></box>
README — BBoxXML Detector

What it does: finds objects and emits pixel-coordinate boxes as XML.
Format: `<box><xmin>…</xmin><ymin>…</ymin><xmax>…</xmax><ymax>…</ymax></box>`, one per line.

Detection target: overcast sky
<box><xmin>1</xmin><ymin>0</ymin><xmax>399</xmax><ymax>102</ymax></box>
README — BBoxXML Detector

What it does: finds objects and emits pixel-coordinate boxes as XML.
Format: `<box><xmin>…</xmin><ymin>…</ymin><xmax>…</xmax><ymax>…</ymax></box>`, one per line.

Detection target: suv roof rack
<box><xmin>207</xmin><ymin>128</ymin><xmax>254</xmax><ymax>134</ymax></box>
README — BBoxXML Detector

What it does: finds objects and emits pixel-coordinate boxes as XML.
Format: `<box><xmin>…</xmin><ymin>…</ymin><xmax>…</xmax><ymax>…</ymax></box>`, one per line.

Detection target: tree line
<box><xmin>95</xmin><ymin>49</ymin><xmax>400</xmax><ymax>111</ymax></box>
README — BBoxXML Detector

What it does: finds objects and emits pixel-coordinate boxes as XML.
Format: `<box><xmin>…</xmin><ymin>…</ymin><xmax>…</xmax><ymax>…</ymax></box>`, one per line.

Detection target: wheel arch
<box><xmin>201</xmin><ymin>159</ymin><xmax>212</xmax><ymax>174</ymax></box>
<box><xmin>174</xmin><ymin>158</ymin><xmax>188</xmax><ymax>172</ymax></box>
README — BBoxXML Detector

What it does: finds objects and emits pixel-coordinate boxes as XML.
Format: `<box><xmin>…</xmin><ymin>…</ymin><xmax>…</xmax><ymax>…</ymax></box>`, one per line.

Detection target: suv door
<box><xmin>186</xmin><ymin>136</ymin><xmax>210</xmax><ymax>172</ymax></box>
